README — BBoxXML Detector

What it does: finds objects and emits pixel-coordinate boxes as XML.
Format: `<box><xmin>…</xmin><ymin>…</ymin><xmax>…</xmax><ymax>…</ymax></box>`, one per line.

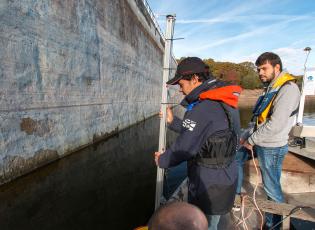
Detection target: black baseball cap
<box><xmin>167</xmin><ymin>57</ymin><xmax>207</xmax><ymax>85</ymax></box>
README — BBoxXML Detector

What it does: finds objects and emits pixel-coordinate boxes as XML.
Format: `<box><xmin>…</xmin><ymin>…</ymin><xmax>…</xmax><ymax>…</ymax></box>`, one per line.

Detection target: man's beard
<box><xmin>271</xmin><ymin>70</ymin><xmax>276</xmax><ymax>81</ymax></box>
<box><xmin>263</xmin><ymin>70</ymin><xmax>276</xmax><ymax>87</ymax></box>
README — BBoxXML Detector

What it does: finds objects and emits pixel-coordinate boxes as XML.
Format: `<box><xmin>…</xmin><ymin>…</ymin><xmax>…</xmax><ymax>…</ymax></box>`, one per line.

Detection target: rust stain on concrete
<box><xmin>20</xmin><ymin>118</ymin><xmax>53</xmax><ymax>137</ymax></box>
<box><xmin>20</xmin><ymin>118</ymin><xmax>37</xmax><ymax>135</ymax></box>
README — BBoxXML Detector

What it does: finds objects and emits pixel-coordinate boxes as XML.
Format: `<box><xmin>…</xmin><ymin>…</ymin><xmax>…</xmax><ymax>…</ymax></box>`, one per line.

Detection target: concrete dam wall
<box><xmin>0</xmin><ymin>0</ymin><xmax>177</xmax><ymax>184</ymax></box>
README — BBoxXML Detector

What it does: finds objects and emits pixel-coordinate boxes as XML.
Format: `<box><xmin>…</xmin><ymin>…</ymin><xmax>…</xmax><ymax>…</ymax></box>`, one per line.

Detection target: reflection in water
<box><xmin>239</xmin><ymin>106</ymin><xmax>253</xmax><ymax>128</ymax></box>
<box><xmin>0</xmin><ymin>116</ymin><xmax>161</xmax><ymax>230</ymax></box>
<box><xmin>163</xmin><ymin>162</ymin><xmax>187</xmax><ymax>199</ymax></box>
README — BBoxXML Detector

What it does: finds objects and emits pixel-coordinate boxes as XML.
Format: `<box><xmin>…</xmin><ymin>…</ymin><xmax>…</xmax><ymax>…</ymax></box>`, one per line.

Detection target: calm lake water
<box><xmin>0</xmin><ymin>118</ymin><xmax>159</xmax><ymax>230</ymax></box>
<box><xmin>0</xmin><ymin>102</ymin><xmax>314</xmax><ymax>230</ymax></box>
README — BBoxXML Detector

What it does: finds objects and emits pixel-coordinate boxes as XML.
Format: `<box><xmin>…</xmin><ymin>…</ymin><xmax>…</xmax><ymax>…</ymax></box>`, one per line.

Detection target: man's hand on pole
<box><xmin>154</xmin><ymin>151</ymin><xmax>162</xmax><ymax>166</ymax></box>
<box><xmin>159</xmin><ymin>106</ymin><xmax>174</xmax><ymax>124</ymax></box>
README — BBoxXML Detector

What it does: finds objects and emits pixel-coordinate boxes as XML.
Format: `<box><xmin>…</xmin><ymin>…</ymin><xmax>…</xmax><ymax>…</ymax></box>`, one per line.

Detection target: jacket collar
<box><xmin>180</xmin><ymin>78</ymin><xmax>217</xmax><ymax>107</ymax></box>
<box><xmin>266</xmin><ymin>71</ymin><xmax>294</xmax><ymax>90</ymax></box>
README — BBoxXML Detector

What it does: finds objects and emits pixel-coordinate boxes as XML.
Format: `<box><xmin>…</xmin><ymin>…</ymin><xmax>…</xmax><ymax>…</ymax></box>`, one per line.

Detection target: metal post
<box><xmin>155</xmin><ymin>15</ymin><xmax>176</xmax><ymax>210</ymax></box>
<box><xmin>297</xmin><ymin>47</ymin><xmax>311</xmax><ymax>124</ymax></box>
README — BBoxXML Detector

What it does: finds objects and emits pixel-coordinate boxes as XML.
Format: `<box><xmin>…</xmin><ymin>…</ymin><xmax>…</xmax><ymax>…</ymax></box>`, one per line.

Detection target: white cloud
<box><xmin>229</xmin><ymin>46</ymin><xmax>315</xmax><ymax>75</ymax></box>
<box><xmin>273</xmin><ymin>47</ymin><xmax>314</xmax><ymax>75</ymax></box>
<box><xmin>192</xmin><ymin>15</ymin><xmax>312</xmax><ymax>52</ymax></box>
<box><xmin>176</xmin><ymin>14</ymin><xmax>312</xmax><ymax>24</ymax></box>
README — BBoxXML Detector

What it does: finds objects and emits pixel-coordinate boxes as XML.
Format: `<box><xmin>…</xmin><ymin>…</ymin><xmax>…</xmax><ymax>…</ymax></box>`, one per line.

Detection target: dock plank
<box><xmin>283</xmin><ymin>152</ymin><xmax>315</xmax><ymax>174</ymax></box>
<box><xmin>234</xmin><ymin>196</ymin><xmax>315</xmax><ymax>222</ymax></box>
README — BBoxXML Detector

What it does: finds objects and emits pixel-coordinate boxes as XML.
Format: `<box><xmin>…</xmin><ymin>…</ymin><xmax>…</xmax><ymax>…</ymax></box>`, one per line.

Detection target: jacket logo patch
<box><xmin>183</xmin><ymin>119</ymin><xmax>197</xmax><ymax>131</ymax></box>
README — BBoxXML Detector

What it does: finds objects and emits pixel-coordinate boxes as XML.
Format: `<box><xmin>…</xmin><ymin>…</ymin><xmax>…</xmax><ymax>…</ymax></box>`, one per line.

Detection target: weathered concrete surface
<box><xmin>0</xmin><ymin>0</ymin><xmax>176</xmax><ymax>184</ymax></box>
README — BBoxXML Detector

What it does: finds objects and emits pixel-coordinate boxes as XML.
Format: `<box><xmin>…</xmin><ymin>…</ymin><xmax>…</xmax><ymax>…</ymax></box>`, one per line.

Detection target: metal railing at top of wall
<box><xmin>141</xmin><ymin>0</ymin><xmax>165</xmax><ymax>40</ymax></box>
<box><xmin>141</xmin><ymin>0</ymin><xmax>178</xmax><ymax>66</ymax></box>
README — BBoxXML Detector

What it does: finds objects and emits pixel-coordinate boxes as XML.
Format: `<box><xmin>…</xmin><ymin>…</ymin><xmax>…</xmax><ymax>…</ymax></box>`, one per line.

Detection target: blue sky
<box><xmin>147</xmin><ymin>0</ymin><xmax>315</xmax><ymax>75</ymax></box>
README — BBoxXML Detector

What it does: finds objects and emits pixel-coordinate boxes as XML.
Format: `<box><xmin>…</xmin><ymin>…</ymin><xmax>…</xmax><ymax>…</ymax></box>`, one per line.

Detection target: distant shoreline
<box><xmin>239</xmin><ymin>89</ymin><xmax>262</xmax><ymax>107</ymax></box>
<box><xmin>239</xmin><ymin>89</ymin><xmax>315</xmax><ymax>107</ymax></box>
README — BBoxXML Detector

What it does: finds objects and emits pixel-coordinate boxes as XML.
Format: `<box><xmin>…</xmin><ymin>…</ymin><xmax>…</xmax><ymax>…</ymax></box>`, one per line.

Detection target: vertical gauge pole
<box><xmin>155</xmin><ymin>15</ymin><xmax>176</xmax><ymax>210</ymax></box>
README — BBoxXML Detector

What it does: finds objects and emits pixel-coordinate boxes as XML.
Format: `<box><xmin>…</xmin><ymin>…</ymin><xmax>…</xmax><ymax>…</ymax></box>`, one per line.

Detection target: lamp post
<box><xmin>297</xmin><ymin>47</ymin><xmax>312</xmax><ymax>124</ymax></box>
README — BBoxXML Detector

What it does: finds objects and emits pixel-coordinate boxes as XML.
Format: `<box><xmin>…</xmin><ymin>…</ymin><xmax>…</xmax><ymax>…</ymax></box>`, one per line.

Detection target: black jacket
<box><xmin>159</xmin><ymin>79</ymin><xmax>240</xmax><ymax>215</ymax></box>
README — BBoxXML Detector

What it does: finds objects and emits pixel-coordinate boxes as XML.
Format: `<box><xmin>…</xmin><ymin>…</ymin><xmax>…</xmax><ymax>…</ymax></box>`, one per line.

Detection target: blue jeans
<box><xmin>235</xmin><ymin>145</ymin><xmax>288</xmax><ymax>229</ymax></box>
<box><xmin>206</xmin><ymin>215</ymin><xmax>220</xmax><ymax>230</ymax></box>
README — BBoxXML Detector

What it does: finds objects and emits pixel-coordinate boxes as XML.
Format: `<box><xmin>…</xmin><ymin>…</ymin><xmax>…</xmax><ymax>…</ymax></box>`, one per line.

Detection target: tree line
<box><xmin>177</xmin><ymin>57</ymin><xmax>303</xmax><ymax>89</ymax></box>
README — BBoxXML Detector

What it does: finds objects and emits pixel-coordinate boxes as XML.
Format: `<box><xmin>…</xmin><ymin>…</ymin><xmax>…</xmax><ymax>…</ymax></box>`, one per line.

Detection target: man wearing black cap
<box><xmin>154</xmin><ymin>57</ymin><xmax>242</xmax><ymax>230</ymax></box>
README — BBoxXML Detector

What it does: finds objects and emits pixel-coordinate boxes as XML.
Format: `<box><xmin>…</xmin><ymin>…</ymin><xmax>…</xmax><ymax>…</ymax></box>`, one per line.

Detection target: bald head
<box><xmin>148</xmin><ymin>202</ymin><xmax>208</xmax><ymax>230</ymax></box>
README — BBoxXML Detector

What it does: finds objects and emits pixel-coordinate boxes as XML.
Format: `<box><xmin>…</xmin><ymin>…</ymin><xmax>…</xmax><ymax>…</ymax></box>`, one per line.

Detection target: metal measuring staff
<box><xmin>155</xmin><ymin>14</ymin><xmax>176</xmax><ymax>210</ymax></box>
